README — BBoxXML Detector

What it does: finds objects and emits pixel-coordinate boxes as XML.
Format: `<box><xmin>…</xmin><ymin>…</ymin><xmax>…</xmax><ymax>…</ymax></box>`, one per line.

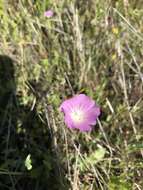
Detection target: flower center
<box><xmin>70</xmin><ymin>107</ymin><xmax>84</xmax><ymax>124</ymax></box>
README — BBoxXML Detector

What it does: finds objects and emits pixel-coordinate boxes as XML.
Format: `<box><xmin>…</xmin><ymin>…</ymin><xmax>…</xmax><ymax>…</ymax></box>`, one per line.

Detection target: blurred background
<box><xmin>0</xmin><ymin>0</ymin><xmax>143</xmax><ymax>189</ymax></box>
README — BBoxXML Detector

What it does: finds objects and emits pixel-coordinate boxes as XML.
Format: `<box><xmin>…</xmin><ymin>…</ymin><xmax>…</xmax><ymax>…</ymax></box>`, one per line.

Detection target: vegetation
<box><xmin>0</xmin><ymin>0</ymin><xmax>143</xmax><ymax>189</ymax></box>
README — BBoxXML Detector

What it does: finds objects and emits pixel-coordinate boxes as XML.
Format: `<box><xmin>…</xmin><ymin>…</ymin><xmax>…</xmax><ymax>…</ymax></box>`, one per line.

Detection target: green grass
<box><xmin>0</xmin><ymin>0</ymin><xmax>143</xmax><ymax>189</ymax></box>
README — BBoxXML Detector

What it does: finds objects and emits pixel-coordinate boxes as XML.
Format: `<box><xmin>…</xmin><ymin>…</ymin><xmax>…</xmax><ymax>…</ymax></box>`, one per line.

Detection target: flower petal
<box><xmin>60</xmin><ymin>98</ymin><xmax>73</xmax><ymax>113</ymax></box>
<box><xmin>64</xmin><ymin>115</ymin><xmax>75</xmax><ymax>129</ymax></box>
<box><xmin>76</xmin><ymin>122</ymin><xmax>92</xmax><ymax>132</ymax></box>
<box><xmin>44</xmin><ymin>10</ymin><xmax>53</xmax><ymax>18</ymax></box>
<box><xmin>60</xmin><ymin>94</ymin><xmax>101</xmax><ymax>132</ymax></box>
<box><xmin>86</xmin><ymin>106</ymin><xmax>100</xmax><ymax>125</ymax></box>
<box><xmin>72</xmin><ymin>94</ymin><xmax>95</xmax><ymax>110</ymax></box>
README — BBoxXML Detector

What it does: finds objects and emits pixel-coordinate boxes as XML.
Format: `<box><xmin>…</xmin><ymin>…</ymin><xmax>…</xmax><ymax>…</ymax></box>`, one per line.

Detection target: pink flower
<box><xmin>60</xmin><ymin>94</ymin><xmax>101</xmax><ymax>132</ymax></box>
<box><xmin>44</xmin><ymin>10</ymin><xmax>53</xmax><ymax>18</ymax></box>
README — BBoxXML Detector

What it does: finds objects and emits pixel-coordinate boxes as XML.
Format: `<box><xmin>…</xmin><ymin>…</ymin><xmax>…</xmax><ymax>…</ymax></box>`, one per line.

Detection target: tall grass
<box><xmin>0</xmin><ymin>0</ymin><xmax>143</xmax><ymax>189</ymax></box>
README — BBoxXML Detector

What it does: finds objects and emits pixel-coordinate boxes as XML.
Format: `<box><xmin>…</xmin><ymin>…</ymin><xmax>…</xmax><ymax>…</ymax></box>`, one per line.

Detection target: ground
<box><xmin>0</xmin><ymin>0</ymin><xmax>143</xmax><ymax>189</ymax></box>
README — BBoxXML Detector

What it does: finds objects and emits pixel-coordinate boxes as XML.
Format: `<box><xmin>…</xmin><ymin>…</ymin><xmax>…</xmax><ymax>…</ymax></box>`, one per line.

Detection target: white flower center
<box><xmin>70</xmin><ymin>107</ymin><xmax>84</xmax><ymax>124</ymax></box>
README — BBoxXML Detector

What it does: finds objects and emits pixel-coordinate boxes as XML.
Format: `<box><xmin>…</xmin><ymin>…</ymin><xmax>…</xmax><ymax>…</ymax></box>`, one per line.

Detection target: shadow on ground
<box><xmin>0</xmin><ymin>55</ymin><xmax>70</xmax><ymax>190</ymax></box>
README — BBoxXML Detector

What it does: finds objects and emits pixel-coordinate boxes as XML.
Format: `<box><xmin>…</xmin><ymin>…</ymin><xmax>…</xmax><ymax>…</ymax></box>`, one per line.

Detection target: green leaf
<box><xmin>78</xmin><ymin>146</ymin><xmax>106</xmax><ymax>171</ymax></box>
<box><xmin>25</xmin><ymin>154</ymin><xmax>32</xmax><ymax>171</ymax></box>
<box><xmin>108</xmin><ymin>176</ymin><xmax>132</xmax><ymax>190</ymax></box>
<box><xmin>86</xmin><ymin>146</ymin><xmax>106</xmax><ymax>164</ymax></box>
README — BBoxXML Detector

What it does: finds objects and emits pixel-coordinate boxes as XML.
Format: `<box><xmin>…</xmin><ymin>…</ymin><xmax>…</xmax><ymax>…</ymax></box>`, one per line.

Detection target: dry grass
<box><xmin>0</xmin><ymin>0</ymin><xmax>143</xmax><ymax>189</ymax></box>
